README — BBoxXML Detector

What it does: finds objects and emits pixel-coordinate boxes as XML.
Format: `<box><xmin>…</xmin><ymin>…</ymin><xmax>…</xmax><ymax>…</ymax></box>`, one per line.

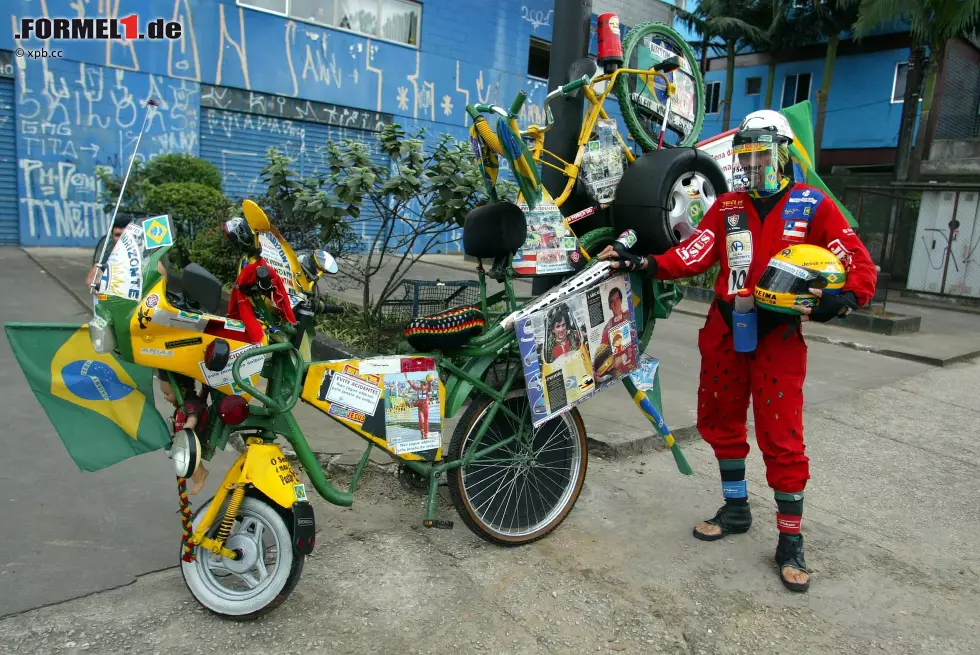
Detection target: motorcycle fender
<box><xmin>291</xmin><ymin>501</ymin><xmax>316</xmax><ymax>554</ymax></box>
<box><xmin>241</xmin><ymin>444</ymin><xmax>307</xmax><ymax>510</ymax></box>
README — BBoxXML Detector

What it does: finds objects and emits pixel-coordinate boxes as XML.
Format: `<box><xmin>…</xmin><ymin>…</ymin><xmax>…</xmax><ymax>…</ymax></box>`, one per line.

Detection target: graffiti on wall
<box><xmin>2</xmin><ymin>0</ymin><xmax>569</xmax><ymax>246</ymax></box>
<box><xmin>15</xmin><ymin>57</ymin><xmax>199</xmax><ymax>246</ymax></box>
<box><xmin>4</xmin><ymin>0</ymin><xmax>554</xmax><ymax>129</ymax></box>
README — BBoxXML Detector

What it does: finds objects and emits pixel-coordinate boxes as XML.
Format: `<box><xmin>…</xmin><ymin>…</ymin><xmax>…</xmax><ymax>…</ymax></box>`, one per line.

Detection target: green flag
<box><xmin>779</xmin><ymin>100</ymin><xmax>857</xmax><ymax>227</ymax></box>
<box><xmin>4</xmin><ymin>322</ymin><xmax>171</xmax><ymax>472</ymax></box>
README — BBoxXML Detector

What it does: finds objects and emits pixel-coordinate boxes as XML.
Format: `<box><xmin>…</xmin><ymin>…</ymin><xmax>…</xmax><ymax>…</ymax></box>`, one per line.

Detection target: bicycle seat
<box><xmin>404</xmin><ymin>306</ymin><xmax>486</xmax><ymax>352</ymax></box>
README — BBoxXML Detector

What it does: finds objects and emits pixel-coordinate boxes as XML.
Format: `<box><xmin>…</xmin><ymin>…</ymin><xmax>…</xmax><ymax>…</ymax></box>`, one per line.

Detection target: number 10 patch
<box><xmin>726</xmin><ymin>231</ymin><xmax>753</xmax><ymax>294</ymax></box>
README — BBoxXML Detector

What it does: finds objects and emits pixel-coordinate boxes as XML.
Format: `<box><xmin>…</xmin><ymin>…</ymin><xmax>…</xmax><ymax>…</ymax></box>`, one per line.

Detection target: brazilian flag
<box><xmin>4</xmin><ymin>323</ymin><xmax>171</xmax><ymax>472</ymax></box>
<box><xmin>779</xmin><ymin>100</ymin><xmax>857</xmax><ymax>227</ymax></box>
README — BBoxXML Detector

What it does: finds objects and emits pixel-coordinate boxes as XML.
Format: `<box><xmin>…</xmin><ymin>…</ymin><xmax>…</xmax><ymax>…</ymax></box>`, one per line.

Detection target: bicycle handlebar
<box><xmin>232</xmin><ymin>341</ymin><xmax>301</xmax><ymax>413</ymax></box>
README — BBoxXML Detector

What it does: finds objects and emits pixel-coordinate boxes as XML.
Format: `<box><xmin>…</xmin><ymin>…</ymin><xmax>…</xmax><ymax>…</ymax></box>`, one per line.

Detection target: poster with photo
<box><xmin>512</xmin><ymin>197</ymin><xmax>579</xmax><ymax>276</ymax></box>
<box><xmin>382</xmin><ymin>370</ymin><xmax>442</xmax><ymax>455</ymax></box>
<box><xmin>517</xmin><ymin>275</ymin><xmax>639</xmax><ymax>427</ymax></box>
<box><xmin>582</xmin><ymin>276</ymin><xmax>639</xmax><ymax>391</ymax></box>
<box><xmin>302</xmin><ymin>356</ymin><xmax>444</xmax><ymax>460</ymax></box>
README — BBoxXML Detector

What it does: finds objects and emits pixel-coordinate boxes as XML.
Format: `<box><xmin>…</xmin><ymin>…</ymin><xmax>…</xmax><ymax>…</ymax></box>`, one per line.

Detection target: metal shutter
<box><xmin>0</xmin><ymin>78</ymin><xmax>17</xmax><ymax>245</ymax></box>
<box><xmin>199</xmin><ymin>107</ymin><xmax>388</xmax><ymax>253</ymax></box>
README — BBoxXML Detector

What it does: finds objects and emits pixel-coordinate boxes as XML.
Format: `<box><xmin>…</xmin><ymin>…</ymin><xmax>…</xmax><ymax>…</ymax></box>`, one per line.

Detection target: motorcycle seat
<box><xmin>404</xmin><ymin>306</ymin><xmax>486</xmax><ymax>352</ymax></box>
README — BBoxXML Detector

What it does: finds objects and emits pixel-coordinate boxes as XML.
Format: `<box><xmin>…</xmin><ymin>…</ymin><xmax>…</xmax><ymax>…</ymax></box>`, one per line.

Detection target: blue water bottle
<box><xmin>732</xmin><ymin>288</ymin><xmax>757</xmax><ymax>353</ymax></box>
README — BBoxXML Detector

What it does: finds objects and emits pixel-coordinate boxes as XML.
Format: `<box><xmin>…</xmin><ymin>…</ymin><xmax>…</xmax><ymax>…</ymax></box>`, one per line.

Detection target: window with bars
<box><xmin>238</xmin><ymin>0</ymin><xmax>421</xmax><ymax>47</ymax></box>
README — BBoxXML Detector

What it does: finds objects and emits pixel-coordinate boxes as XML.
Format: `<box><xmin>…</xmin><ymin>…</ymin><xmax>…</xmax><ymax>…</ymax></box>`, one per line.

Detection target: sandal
<box><xmin>692</xmin><ymin>501</ymin><xmax>752</xmax><ymax>541</ymax></box>
<box><xmin>775</xmin><ymin>533</ymin><xmax>810</xmax><ymax>593</ymax></box>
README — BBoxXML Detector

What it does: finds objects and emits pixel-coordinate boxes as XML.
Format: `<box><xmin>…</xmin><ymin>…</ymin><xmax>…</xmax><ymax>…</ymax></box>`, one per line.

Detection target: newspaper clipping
<box><xmin>311</xmin><ymin>356</ymin><xmax>443</xmax><ymax>459</ymax></box>
<box><xmin>512</xmin><ymin>198</ymin><xmax>580</xmax><ymax>276</ymax></box>
<box><xmin>518</xmin><ymin>275</ymin><xmax>639</xmax><ymax>427</ymax></box>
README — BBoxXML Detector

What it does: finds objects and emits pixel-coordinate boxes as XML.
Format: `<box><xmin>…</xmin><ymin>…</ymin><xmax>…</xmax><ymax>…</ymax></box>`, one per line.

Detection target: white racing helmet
<box><xmin>732</xmin><ymin>110</ymin><xmax>795</xmax><ymax>194</ymax></box>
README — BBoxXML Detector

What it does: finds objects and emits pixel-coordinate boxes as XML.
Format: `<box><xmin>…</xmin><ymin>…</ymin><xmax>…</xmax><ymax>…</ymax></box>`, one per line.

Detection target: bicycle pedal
<box><xmin>423</xmin><ymin>519</ymin><xmax>454</xmax><ymax>530</ymax></box>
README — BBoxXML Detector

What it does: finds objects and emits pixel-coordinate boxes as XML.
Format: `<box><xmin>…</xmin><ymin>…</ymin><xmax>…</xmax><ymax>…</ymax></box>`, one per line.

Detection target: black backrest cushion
<box><xmin>462</xmin><ymin>201</ymin><xmax>528</xmax><ymax>259</ymax></box>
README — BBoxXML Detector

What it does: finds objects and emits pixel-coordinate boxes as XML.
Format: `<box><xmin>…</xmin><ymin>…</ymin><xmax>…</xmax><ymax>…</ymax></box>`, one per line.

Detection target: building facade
<box><xmin>0</xmin><ymin>0</ymin><xmax>582</xmax><ymax>249</ymax></box>
<box><xmin>1</xmin><ymin>0</ymin><xmax>975</xmax><ymax>250</ymax></box>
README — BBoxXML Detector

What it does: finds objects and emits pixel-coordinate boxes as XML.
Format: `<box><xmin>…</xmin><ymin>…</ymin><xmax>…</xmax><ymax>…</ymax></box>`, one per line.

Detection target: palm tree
<box><xmin>677</xmin><ymin>0</ymin><xmax>770</xmax><ymax>131</ymax></box>
<box><xmin>807</xmin><ymin>0</ymin><xmax>862</xmax><ymax>167</ymax></box>
<box><xmin>852</xmin><ymin>0</ymin><xmax>980</xmax><ymax>178</ymax></box>
<box><xmin>753</xmin><ymin>1</ymin><xmax>823</xmax><ymax>108</ymax></box>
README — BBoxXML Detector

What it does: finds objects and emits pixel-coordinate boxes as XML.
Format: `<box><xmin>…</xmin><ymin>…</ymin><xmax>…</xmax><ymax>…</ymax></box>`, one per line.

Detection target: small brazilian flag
<box><xmin>4</xmin><ymin>323</ymin><xmax>171</xmax><ymax>472</ymax></box>
<box><xmin>779</xmin><ymin>100</ymin><xmax>857</xmax><ymax>227</ymax></box>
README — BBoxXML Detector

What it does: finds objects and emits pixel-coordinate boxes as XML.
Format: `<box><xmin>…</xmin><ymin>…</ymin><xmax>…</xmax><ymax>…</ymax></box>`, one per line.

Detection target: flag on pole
<box><xmin>4</xmin><ymin>323</ymin><xmax>171</xmax><ymax>472</ymax></box>
<box><xmin>778</xmin><ymin>100</ymin><xmax>857</xmax><ymax>227</ymax></box>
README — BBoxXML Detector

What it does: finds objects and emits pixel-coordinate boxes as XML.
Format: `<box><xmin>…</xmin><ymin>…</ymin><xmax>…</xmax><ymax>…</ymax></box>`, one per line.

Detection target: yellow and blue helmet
<box><xmin>754</xmin><ymin>244</ymin><xmax>846</xmax><ymax>314</ymax></box>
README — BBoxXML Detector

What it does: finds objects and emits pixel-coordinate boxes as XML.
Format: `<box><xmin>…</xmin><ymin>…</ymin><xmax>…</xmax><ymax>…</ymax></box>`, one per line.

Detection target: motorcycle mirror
<box><xmin>314</xmin><ymin>250</ymin><xmax>338</xmax><ymax>275</ymax></box>
<box><xmin>565</xmin><ymin>58</ymin><xmax>598</xmax><ymax>97</ymax></box>
<box><xmin>297</xmin><ymin>253</ymin><xmax>318</xmax><ymax>280</ymax></box>
<box><xmin>241</xmin><ymin>199</ymin><xmax>272</xmax><ymax>233</ymax></box>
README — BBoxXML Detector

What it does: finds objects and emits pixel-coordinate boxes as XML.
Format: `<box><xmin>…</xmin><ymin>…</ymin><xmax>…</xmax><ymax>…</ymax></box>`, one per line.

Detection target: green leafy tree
<box><xmin>96</xmin><ymin>154</ymin><xmax>231</xmax><ymax>268</ymax></box>
<box><xmin>677</xmin><ymin>0</ymin><xmax>770</xmax><ymax>131</ymax></box>
<box><xmin>852</xmin><ymin>0</ymin><xmax>980</xmax><ymax>177</ymax></box>
<box><xmin>294</xmin><ymin>123</ymin><xmax>513</xmax><ymax>313</ymax></box>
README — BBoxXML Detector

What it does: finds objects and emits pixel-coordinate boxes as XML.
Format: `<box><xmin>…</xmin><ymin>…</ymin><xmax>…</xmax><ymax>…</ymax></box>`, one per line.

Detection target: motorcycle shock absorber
<box><xmin>215</xmin><ymin>486</ymin><xmax>246</xmax><ymax>546</ymax></box>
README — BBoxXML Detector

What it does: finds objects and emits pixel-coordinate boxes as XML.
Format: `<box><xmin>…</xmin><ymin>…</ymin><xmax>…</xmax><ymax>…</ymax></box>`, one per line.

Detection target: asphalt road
<box><xmin>0</xmin><ymin>248</ymin><xmax>238</xmax><ymax>617</ymax></box>
<box><xmin>4</xmin><ymin>245</ymin><xmax>977</xmax><ymax>655</ymax></box>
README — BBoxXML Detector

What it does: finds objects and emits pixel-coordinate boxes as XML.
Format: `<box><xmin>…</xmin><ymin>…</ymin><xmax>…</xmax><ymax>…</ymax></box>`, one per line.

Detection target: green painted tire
<box><xmin>614</xmin><ymin>21</ymin><xmax>705</xmax><ymax>151</ymax></box>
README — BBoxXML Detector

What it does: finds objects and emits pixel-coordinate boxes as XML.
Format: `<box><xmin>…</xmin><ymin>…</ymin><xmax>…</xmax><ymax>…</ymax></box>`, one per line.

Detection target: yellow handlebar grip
<box><xmin>475</xmin><ymin>117</ymin><xmax>504</xmax><ymax>155</ymax></box>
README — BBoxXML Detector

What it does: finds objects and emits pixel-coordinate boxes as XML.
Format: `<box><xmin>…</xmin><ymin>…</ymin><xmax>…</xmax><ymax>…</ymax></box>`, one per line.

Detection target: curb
<box><xmin>586</xmin><ymin>424</ymin><xmax>701</xmax><ymax>459</ymax></box>
<box><xmin>421</xmin><ymin>258</ymin><xmax>474</xmax><ymax>275</ymax></box>
<box><xmin>22</xmin><ymin>248</ymin><xmax>92</xmax><ymax>313</ymax></box>
<box><xmin>671</xmin><ymin>296</ymin><xmax>979</xmax><ymax>368</ymax></box>
<box><xmin>800</xmin><ymin>334</ymin><xmax>980</xmax><ymax>368</ymax></box>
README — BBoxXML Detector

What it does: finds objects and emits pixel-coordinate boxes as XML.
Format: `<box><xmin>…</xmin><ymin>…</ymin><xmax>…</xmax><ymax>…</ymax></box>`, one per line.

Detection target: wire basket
<box><xmin>378</xmin><ymin>279</ymin><xmax>481</xmax><ymax>326</ymax></box>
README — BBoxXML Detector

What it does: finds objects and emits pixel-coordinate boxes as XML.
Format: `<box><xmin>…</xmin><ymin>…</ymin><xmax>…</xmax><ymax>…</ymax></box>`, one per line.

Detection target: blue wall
<box><xmin>699</xmin><ymin>47</ymin><xmax>915</xmax><ymax>149</ymax></box>
<box><xmin>2</xmin><ymin>0</ymin><xmax>560</xmax><ymax>247</ymax></box>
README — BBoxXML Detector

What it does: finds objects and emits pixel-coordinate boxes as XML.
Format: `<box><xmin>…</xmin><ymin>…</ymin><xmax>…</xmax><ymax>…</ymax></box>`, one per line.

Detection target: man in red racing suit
<box><xmin>600</xmin><ymin>111</ymin><xmax>877</xmax><ymax>592</ymax></box>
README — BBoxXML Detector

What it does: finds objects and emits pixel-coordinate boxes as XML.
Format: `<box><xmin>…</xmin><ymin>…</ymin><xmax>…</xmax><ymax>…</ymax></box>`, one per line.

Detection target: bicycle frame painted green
<box><xmin>181</xmin><ymin>263</ymin><xmax>538</xmax><ymax>524</ymax></box>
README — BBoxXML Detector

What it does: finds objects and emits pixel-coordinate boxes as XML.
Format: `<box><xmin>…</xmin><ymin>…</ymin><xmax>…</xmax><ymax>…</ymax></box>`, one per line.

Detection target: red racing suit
<box><xmin>650</xmin><ymin>182</ymin><xmax>876</xmax><ymax>493</ymax></box>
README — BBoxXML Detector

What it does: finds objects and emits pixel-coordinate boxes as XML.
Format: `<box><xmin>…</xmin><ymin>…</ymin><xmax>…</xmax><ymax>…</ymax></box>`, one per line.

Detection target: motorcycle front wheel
<box><xmin>181</xmin><ymin>494</ymin><xmax>304</xmax><ymax>620</ymax></box>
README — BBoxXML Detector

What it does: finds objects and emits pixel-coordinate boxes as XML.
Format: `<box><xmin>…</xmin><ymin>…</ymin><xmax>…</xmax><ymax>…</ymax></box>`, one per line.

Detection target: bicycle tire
<box><xmin>614</xmin><ymin>21</ymin><xmax>705</xmax><ymax>151</ymax></box>
<box><xmin>447</xmin><ymin>387</ymin><xmax>588</xmax><ymax>547</ymax></box>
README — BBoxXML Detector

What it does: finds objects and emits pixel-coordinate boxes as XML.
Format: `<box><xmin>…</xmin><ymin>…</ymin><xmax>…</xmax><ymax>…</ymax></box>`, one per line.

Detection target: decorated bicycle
<box><xmin>2</xmin><ymin>18</ymin><xmax>710</xmax><ymax>623</ymax></box>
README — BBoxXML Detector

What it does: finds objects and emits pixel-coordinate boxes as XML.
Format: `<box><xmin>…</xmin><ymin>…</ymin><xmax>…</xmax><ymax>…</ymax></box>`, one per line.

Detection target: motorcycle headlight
<box><xmin>171</xmin><ymin>428</ymin><xmax>201</xmax><ymax>479</ymax></box>
<box><xmin>88</xmin><ymin>315</ymin><xmax>116</xmax><ymax>354</ymax></box>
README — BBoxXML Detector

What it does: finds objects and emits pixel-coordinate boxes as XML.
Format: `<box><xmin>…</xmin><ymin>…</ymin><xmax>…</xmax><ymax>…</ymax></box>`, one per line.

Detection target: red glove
<box><xmin>227</xmin><ymin>259</ymin><xmax>297</xmax><ymax>343</ymax></box>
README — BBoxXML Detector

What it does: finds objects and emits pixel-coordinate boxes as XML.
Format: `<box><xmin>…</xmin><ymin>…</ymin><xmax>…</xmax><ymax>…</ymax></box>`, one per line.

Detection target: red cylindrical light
<box><xmin>219</xmin><ymin>394</ymin><xmax>250</xmax><ymax>425</ymax></box>
<box><xmin>597</xmin><ymin>13</ymin><xmax>624</xmax><ymax>73</ymax></box>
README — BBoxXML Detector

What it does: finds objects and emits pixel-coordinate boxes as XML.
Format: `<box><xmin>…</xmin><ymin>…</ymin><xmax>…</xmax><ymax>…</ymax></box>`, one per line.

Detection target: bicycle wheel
<box><xmin>447</xmin><ymin>388</ymin><xmax>587</xmax><ymax>546</ymax></box>
<box><xmin>614</xmin><ymin>22</ymin><xmax>705</xmax><ymax>151</ymax></box>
